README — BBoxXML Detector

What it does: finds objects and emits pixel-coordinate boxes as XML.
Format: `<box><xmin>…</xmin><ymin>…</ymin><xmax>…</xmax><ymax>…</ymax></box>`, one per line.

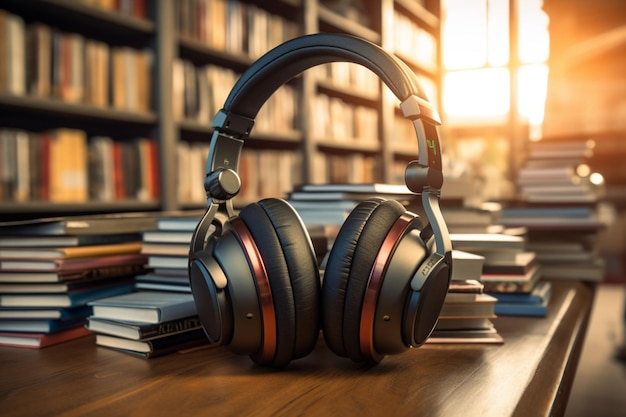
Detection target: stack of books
<box><xmin>499</xmin><ymin>205</ymin><xmax>607</xmax><ymax>282</ymax></box>
<box><xmin>286</xmin><ymin>183</ymin><xmax>421</xmax><ymax>228</ymax></box>
<box><xmin>135</xmin><ymin>214</ymin><xmax>205</xmax><ymax>293</ymax></box>
<box><xmin>428</xmin><ymin>250</ymin><xmax>503</xmax><ymax>343</ymax></box>
<box><xmin>87</xmin><ymin>290</ymin><xmax>207</xmax><ymax>358</ymax></box>
<box><xmin>450</xmin><ymin>231</ymin><xmax>550</xmax><ymax>317</ymax></box>
<box><xmin>501</xmin><ymin>139</ymin><xmax>608</xmax><ymax>283</ymax></box>
<box><xmin>0</xmin><ymin>213</ymin><xmax>159</xmax><ymax>348</ymax></box>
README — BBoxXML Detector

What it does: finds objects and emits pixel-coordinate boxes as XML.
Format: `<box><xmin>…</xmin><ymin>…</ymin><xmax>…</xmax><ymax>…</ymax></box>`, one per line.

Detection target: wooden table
<box><xmin>0</xmin><ymin>281</ymin><xmax>595</xmax><ymax>417</ymax></box>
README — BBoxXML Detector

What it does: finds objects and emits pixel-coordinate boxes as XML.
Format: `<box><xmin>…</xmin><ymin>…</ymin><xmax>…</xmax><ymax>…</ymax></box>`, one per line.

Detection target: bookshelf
<box><xmin>0</xmin><ymin>0</ymin><xmax>442</xmax><ymax>220</ymax></box>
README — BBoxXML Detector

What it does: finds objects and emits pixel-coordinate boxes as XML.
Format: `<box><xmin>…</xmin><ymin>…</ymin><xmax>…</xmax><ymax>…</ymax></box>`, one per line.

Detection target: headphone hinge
<box><xmin>212</xmin><ymin>109</ymin><xmax>255</xmax><ymax>138</ymax></box>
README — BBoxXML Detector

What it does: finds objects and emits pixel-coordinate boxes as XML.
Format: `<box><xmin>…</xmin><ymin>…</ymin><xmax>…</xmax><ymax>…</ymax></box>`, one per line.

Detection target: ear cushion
<box><xmin>238</xmin><ymin>198</ymin><xmax>320</xmax><ymax>367</ymax></box>
<box><xmin>322</xmin><ymin>198</ymin><xmax>406</xmax><ymax>361</ymax></box>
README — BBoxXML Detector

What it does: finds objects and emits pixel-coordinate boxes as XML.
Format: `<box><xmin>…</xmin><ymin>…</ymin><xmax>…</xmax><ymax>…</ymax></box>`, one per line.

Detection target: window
<box><xmin>442</xmin><ymin>0</ymin><xmax>549</xmax><ymax>139</ymax></box>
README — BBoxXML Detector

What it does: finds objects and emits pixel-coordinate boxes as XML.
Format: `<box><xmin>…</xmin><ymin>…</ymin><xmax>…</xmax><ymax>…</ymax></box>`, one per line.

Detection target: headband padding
<box><xmin>223</xmin><ymin>33</ymin><xmax>426</xmax><ymax>120</ymax></box>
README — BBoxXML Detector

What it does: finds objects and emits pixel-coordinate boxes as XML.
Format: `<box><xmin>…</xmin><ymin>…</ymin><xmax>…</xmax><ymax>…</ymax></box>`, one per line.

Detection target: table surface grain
<box><xmin>0</xmin><ymin>280</ymin><xmax>595</xmax><ymax>417</ymax></box>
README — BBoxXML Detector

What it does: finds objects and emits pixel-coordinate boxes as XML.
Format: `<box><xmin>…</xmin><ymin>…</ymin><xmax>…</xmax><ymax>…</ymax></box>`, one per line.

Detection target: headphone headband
<box><xmin>200</xmin><ymin>33</ymin><xmax>451</xmax><ymax>258</ymax></box>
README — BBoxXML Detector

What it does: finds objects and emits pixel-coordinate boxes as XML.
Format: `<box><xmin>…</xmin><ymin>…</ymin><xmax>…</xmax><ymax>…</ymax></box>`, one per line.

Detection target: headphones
<box><xmin>188</xmin><ymin>33</ymin><xmax>452</xmax><ymax>367</ymax></box>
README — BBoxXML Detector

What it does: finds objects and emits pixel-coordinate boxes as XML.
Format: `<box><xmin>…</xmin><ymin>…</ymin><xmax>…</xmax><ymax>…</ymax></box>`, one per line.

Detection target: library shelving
<box><xmin>0</xmin><ymin>0</ymin><xmax>441</xmax><ymax>220</ymax></box>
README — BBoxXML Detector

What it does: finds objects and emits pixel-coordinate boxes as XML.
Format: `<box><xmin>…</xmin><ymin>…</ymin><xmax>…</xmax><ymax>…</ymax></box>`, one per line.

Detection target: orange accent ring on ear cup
<box><xmin>230</xmin><ymin>217</ymin><xmax>276</xmax><ymax>364</ymax></box>
<box><xmin>360</xmin><ymin>212</ymin><xmax>416</xmax><ymax>361</ymax></box>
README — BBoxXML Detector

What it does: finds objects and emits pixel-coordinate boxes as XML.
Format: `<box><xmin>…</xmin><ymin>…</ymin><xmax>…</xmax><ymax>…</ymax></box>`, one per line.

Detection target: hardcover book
<box><xmin>87</xmin><ymin>315</ymin><xmax>202</xmax><ymax>340</ymax></box>
<box><xmin>88</xmin><ymin>291</ymin><xmax>197</xmax><ymax>323</ymax></box>
<box><xmin>95</xmin><ymin>328</ymin><xmax>207</xmax><ymax>358</ymax></box>
<box><xmin>0</xmin><ymin>326</ymin><xmax>91</xmax><ymax>349</ymax></box>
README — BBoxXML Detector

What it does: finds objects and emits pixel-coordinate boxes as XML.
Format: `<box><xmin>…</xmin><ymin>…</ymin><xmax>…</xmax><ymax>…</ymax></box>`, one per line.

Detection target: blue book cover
<box><xmin>494</xmin><ymin>296</ymin><xmax>549</xmax><ymax>317</ymax></box>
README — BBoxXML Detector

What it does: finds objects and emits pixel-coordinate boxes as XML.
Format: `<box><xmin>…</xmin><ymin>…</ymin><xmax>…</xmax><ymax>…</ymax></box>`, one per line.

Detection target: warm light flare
<box><xmin>442</xmin><ymin>0</ymin><xmax>550</xmax><ymax>127</ymax></box>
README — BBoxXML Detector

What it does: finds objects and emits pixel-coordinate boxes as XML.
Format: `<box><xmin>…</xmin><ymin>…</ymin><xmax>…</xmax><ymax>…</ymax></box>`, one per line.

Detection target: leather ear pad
<box><xmin>238</xmin><ymin>198</ymin><xmax>320</xmax><ymax>367</ymax></box>
<box><xmin>322</xmin><ymin>198</ymin><xmax>406</xmax><ymax>361</ymax></box>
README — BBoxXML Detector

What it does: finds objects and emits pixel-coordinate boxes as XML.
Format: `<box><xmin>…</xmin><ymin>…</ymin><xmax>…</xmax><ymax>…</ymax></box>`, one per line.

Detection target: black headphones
<box><xmin>188</xmin><ymin>33</ymin><xmax>452</xmax><ymax>367</ymax></box>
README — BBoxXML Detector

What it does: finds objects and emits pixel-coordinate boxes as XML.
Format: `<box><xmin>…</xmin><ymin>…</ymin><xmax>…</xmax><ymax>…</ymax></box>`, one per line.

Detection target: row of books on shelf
<box><xmin>173</xmin><ymin>60</ymin><xmax>298</xmax><ymax>134</ymax></box>
<box><xmin>175</xmin><ymin>0</ymin><xmax>299</xmax><ymax>59</ymax></box>
<box><xmin>79</xmin><ymin>0</ymin><xmax>148</xmax><ymax>18</ymax></box>
<box><xmin>391</xmin><ymin>9</ymin><xmax>437</xmax><ymax>72</ymax></box>
<box><xmin>176</xmin><ymin>143</ymin><xmax>304</xmax><ymax>205</ymax></box>
<box><xmin>0</xmin><ymin>127</ymin><xmax>159</xmax><ymax>203</ymax></box>
<box><xmin>310</xmin><ymin>93</ymin><xmax>380</xmax><ymax>144</ymax></box>
<box><xmin>313</xmin><ymin>61</ymin><xmax>380</xmax><ymax>93</ymax></box>
<box><xmin>0</xmin><ymin>9</ymin><xmax>152</xmax><ymax>113</ymax></box>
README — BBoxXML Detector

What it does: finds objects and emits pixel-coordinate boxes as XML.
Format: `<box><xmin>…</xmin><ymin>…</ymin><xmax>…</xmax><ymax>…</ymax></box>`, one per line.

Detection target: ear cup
<box><xmin>321</xmin><ymin>198</ymin><xmax>406</xmax><ymax>362</ymax></box>
<box><xmin>238</xmin><ymin>198</ymin><xmax>321</xmax><ymax>367</ymax></box>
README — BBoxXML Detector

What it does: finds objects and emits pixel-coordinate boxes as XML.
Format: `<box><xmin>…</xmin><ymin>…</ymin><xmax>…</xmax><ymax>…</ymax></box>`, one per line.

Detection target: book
<box><xmin>450</xmin><ymin>233</ymin><xmax>527</xmax><ymax>252</ymax></box>
<box><xmin>493</xmin><ymin>293</ymin><xmax>550</xmax><ymax>317</ymax></box>
<box><xmin>450</xmin><ymin>250</ymin><xmax>485</xmax><ymax>281</ymax></box>
<box><xmin>0</xmin><ymin>233</ymin><xmax>141</xmax><ymax>248</ymax></box>
<box><xmin>87</xmin><ymin>315</ymin><xmax>202</xmax><ymax>340</ymax></box>
<box><xmin>0</xmin><ymin>326</ymin><xmax>91</xmax><ymax>349</ymax></box>
<box><xmin>480</xmin><ymin>266</ymin><xmax>542</xmax><ymax>293</ymax></box>
<box><xmin>0</xmin><ymin>276</ymin><xmax>133</xmax><ymax>293</ymax></box>
<box><xmin>0</xmin><ymin>253</ymin><xmax>148</xmax><ymax>272</ymax></box>
<box><xmin>0</xmin><ymin>305</ymin><xmax>90</xmax><ymax>319</ymax></box>
<box><xmin>134</xmin><ymin>273</ymin><xmax>191</xmax><ymax>292</ymax></box>
<box><xmin>426</xmin><ymin>326</ymin><xmax>504</xmax><ymax>344</ymax></box>
<box><xmin>490</xmin><ymin>281</ymin><xmax>552</xmax><ymax>317</ymax></box>
<box><xmin>146</xmin><ymin>255</ymin><xmax>188</xmax><ymax>270</ymax></box>
<box><xmin>0</xmin><ymin>212</ymin><xmax>163</xmax><ymax>236</ymax></box>
<box><xmin>0</xmin><ymin>263</ymin><xmax>147</xmax><ymax>283</ymax></box>
<box><xmin>481</xmin><ymin>252</ymin><xmax>537</xmax><ymax>275</ymax></box>
<box><xmin>0</xmin><ymin>241</ymin><xmax>142</xmax><ymax>260</ymax></box>
<box><xmin>0</xmin><ymin>282</ymin><xmax>134</xmax><ymax>307</ymax></box>
<box><xmin>88</xmin><ymin>291</ymin><xmax>197</xmax><ymax>324</ymax></box>
<box><xmin>140</xmin><ymin>242</ymin><xmax>190</xmax><ymax>256</ymax></box>
<box><xmin>94</xmin><ymin>328</ymin><xmax>207</xmax><ymax>358</ymax></box>
<box><xmin>0</xmin><ymin>315</ymin><xmax>87</xmax><ymax>333</ymax></box>
<box><xmin>294</xmin><ymin>183</ymin><xmax>413</xmax><ymax>194</ymax></box>
<box><xmin>142</xmin><ymin>230</ymin><xmax>194</xmax><ymax>244</ymax></box>
<box><xmin>444</xmin><ymin>279</ymin><xmax>484</xmax><ymax>303</ymax></box>
<box><xmin>481</xmin><ymin>265</ymin><xmax>541</xmax><ymax>283</ymax></box>
<box><xmin>438</xmin><ymin>293</ymin><xmax>498</xmax><ymax>318</ymax></box>
<box><xmin>434</xmin><ymin>317</ymin><xmax>495</xmax><ymax>331</ymax></box>
<box><xmin>156</xmin><ymin>215</ymin><xmax>203</xmax><ymax>231</ymax></box>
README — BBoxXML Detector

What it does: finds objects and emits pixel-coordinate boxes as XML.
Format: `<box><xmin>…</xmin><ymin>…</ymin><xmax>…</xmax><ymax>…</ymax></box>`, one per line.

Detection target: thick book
<box><xmin>88</xmin><ymin>291</ymin><xmax>197</xmax><ymax>323</ymax></box>
<box><xmin>0</xmin><ymin>326</ymin><xmax>91</xmax><ymax>349</ymax></box>
<box><xmin>426</xmin><ymin>327</ymin><xmax>504</xmax><ymax>344</ymax></box>
<box><xmin>0</xmin><ymin>276</ymin><xmax>134</xmax><ymax>293</ymax></box>
<box><xmin>481</xmin><ymin>264</ymin><xmax>541</xmax><ymax>283</ymax></box>
<box><xmin>147</xmin><ymin>255</ymin><xmax>188</xmax><ymax>270</ymax></box>
<box><xmin>0</xmin><ymin>315</ymin><xmax>87</xmax><ymax>333</ymax></box>
<box><xmin>0</xmin><ymin>253</ymin><xmax>148</xmax><ymax>272</ymax></box>
<box><xmin>0</xmin><ymin>241</ymin><xmax>142</xmax><ymax>260</ymax></box>
<box><xmin>87</xmin><ymin>315</ymin><xmax>202</xmax><ymax>340</ymax></box>
<box><xmin>491</xmin><ymin>281</ymin><xmax>552</xmax><ymax>317</ymax></box>
<box><xmin>493</xmin><ymin>295</ymin><xmax>550</xmax><ymax>317</ymax></box>
<box><xmin>140</xmin><ymin>242</ymin><xmax>189</xmax><ymax>256</ymax></box>
<box><xmin>0</xmin><ymin>262</ymin><xmax>147</xmax><ymax>283</ymax></box>
<box><xmin>95</xmin><ymin>328</ymin><xmax>207</xmax><ymax>358</ymax></box>
<box><xmin>0</xmin><ymin>305</ymin><xmax>91</xmax><ymax>319</ymax></box>
<box><xmin>482</xmin><ymin>252</ymin><xmax>537</xmax><ymax>275</ymax></box>
<box><xmin>438</xmin><ymin>293</ymin><xmax>498</xmax><ymax>318</ymax></box>
<box><xmin>0</xmin><ymin>282</ymin><xmax>134</xmax><ymax>308</ymax></box>
<box><xmin>444</xmin><ymin>279</ymin><xmax>484</xmax><ymax>303</ymax></box>
<box><xmin>0</xmin><ymin>212</ymin><xmax>164</xmax><ymax>236</ymax></box>
<box><xmin>450</xmin><ymin>233</ymin><xmax>526</xmax><ymax>252</ymax></box>
<box><xmin>0</xmin><ymin>233</ymin><xmax>140</xmax><ymax>248</ymax></box>
<box><xmin>450</xmin><ymin>250</ymin><xmax>485</xmax><ymax>281</ymax></box>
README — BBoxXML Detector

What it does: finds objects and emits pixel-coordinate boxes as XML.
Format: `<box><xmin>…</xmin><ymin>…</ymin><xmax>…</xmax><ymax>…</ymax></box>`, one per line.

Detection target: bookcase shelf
<box><xmin>0</xmin><ymin>94</ymin><xmax>157</xmax><ymax>126</ymax></box>
<box><xmin>0</xmin><ymin>0</ymin><xmax>441</xmax><ymax>219</ymax></box>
